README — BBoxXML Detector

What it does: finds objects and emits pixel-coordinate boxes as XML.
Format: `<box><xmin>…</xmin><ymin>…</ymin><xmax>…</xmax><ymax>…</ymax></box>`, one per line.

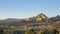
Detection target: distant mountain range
<box><xmin>0</xmin><ymin>18</ymin><xmax>24</xmax><ymax>23</ymax></box>
<box><xmin>0</xmin><ymin>13</ymin><xmax>60</xmax><ymax>23</ymax></box>
<box><xmin>50</xmin><ymin>15</ymin><xmax>60</xmax><ymax>22</ymax></box>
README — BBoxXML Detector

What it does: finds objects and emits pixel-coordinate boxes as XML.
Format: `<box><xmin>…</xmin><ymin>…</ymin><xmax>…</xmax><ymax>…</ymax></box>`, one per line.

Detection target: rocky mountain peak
<box><xmin>25</xmin><ymin>13</ymin><xmax>49</xmax><ymax>22</ymax></box>
<box><xmin>36</xmin><ymin>13</ymin><xmax>48</xmax><ymax>19</ymax></box>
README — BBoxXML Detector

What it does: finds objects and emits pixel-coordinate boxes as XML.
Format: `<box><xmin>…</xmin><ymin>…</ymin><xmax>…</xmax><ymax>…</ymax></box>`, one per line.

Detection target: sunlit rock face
<box><xmin>36</xmin><ymin>13</ymin><xmax>46</xmax><ymax>21</ymax></box>
<box><xmin>25</xmin><ymin>18</ymin><xmax>30</xmax><ymax>21</ymax></box>
<box><xmin>36</xmin><ymin>13</ymin><xmax>49</xmax><ymax>22</ymax></box>
<box><xmin>25</xmin><ymin>13</ymin><xmax>50</xmax><ymax>22</ymax></box>
<box><xmin>36</xmin><ymin>13</ymin><xmax>47</xmax><ymax>19</ymax></box>
<box><xmin>25</xmin><ymin>17</ymin><xmax>36</xmax><ymax>22</ymax></box>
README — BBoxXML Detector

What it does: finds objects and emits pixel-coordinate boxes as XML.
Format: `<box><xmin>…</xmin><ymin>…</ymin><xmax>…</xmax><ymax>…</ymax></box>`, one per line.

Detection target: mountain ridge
<box><xmin>0</xmin><ymin>13</ymin><xmax>60</xmax><ymax>23</ymax></box>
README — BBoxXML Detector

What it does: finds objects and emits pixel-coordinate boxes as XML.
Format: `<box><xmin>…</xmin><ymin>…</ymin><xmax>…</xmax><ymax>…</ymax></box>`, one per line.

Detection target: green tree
<box><xmin>52</xmin><ymin>29</ymin><xmax>58</xmax><ymax>34</ymax></box>
<box><xmin>0</xmin><ymin>29</ymin><xmax>4</xmax><ymax>34</ymax></box>
<box><xmin>37</xmin><ymin>28</ymin><xmax>46</xmax><ymax>34</ymax></box>
<box><xmin>4</xmin><ymin>31</ymin><xmax>8</xmax><ymax>34</ymax></box>
<box><xmin>25</xmin><ymin>28</ymin><xmax>35</xmax><ymax>34</ymax></box>
<box><xmin>37</xmin><ymin>28</ymin><xmax>50</xmax><ymax>34</ymax></box>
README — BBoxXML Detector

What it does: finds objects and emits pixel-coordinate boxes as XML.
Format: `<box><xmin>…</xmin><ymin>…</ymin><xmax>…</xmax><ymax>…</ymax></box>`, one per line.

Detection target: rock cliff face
<box><xmin>25</xmin><ymin>13</ymin><xmax>49</xmax><ymax>22</ymax></box>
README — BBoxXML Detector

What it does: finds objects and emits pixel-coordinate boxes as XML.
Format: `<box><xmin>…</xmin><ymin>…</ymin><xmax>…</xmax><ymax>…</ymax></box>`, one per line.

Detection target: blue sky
<box><xmin>0</xmin><ymin>0</ymin><xmax>60</xmax><ymax>19</ymax></box>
